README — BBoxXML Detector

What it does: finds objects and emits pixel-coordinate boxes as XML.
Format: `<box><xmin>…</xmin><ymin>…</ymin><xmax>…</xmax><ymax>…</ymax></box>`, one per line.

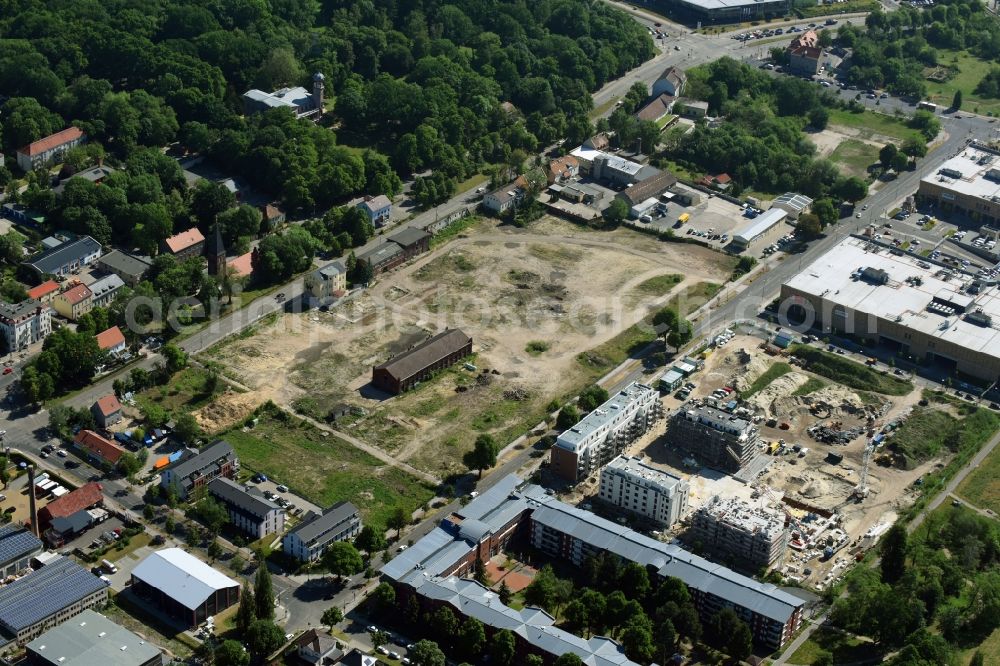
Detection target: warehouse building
<box><xmin>689</xmin><ymin>496</ymin><xmax>790</xmax><ymax>571</ymax></box>
<box><xmin>283</xmin><ymin>501</ymin><xmax>361</xmax><ymax>562</ymax></box>
<box><xmin>382</xmin><ymin>474</ymin><xmax>804</xmax><ymax>651</ymax></box>
<box><xmin>37</xmin><ymin>482</ymin><xmax>104</xmax><ymax>532</ymax></box>
<box><xmin>667</xmin><ymin>404</ymin><xmax>761</xmax><ymax>474</ymax></box>
<box><xmin>371</xmin><ymin>328</ymin><xmax>472</xmax><ymax>394</ymax></box>
<box><xmin>0</xmin><ymin>524</ymin><xmax>43</xmax><ymax>578</ymax></box>
<box><xmin>551</xmin><ymin>382</ymin><xmax>664</xmax><ymax>482</ymax></box>
<box><xmin>130</xmin><ymin>548</ymin><xmax>240</xmax><ymax>628</ymax></box>
<box><xmin>208</xmin><ymin>477</ymin><xmax>285</xmax><ymax>539</ymax></box>
<box><xmin>771</xmin><ymin>192</ymin><xmax>813</xmax><ymax>220</ymax></box>
<box><xmin>24</xmin><ymin>236</ymin><xmax>102</xmax><ymax>278</ymax></box>
<box><xmin>731</xmin><ymin>208</ymin><xmax>788</xmax><ymax>253</ymax></box>
<box><xmin>598</xmin><ymin>455</ymin><xmax>689</xmax><ymax>527</ymax></box>
<box><xmin>781</xmin><ymin>236</ymin><xmax>1000</xmax><ymax>383</ymax></box>
<box><xmin>25</xmin><ymin>610</ymin><xmax>162</xmax><ymax>666</ymax></box>
<box><xmin>917</xmin><ymin>143</ymin><xmax>1000</xmax><ymax>224</ymax></box>
<box><xmin>0</xmin><ymin>557</ymin><xmax>109</xmax><ymax>645</ymax></box>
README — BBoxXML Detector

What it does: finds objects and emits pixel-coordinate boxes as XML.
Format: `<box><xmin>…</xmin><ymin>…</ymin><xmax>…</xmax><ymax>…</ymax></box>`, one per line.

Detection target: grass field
<box><xmin>743</xmin><ymin>362</ymin><xmax>792</xmax><ymax>398</ymax></box>
<box><xmin>956</xmin><ymin>427</ymin><xmax>1000</xmax><ymax>515</ymax></box>
<box><xmin>788</xmin><ymin>345</ymin><xmax>913</xmax><ymax>395</ymax></box>
<box><xmin>892</xmin><ymin>406</ymin><xmax>1000</xmax><ymax>469</ymax></box>
<box><xmin>222</xmin><ymin>407</ymin><xmax>436</xmax><ymax>528</ymax></box>
<box><xmin>630</xmin><ymin>273</ymin><xmax>684</xmax><ymax>299</ymax></box>
<box><xmin>828</xmin><ymin>139</ymin><xmax>879</xmax><ymax>179</ymax></box>
<box><xmin>827</xmin><ymin>108</ymin><xmax>925</xmax><ymax>145</ymax></box>
<box><xmin>791</xmin><ymin>377</ymin><xmax>828</xmax><ymax>397</ymax></box>
<box><xmin>787</xmin><ymin>626</ymin><xmax>880</xmax><ymax>664</ymax></box>
<box><xmin>135</xmin><ymin>367</ymin><xmax>227</xmax><ymax>419</ymax></box>
<box><xmin>925</xmin><ymin>51</ymin><xmax>1000</xmax><ymax>115</ymax></box>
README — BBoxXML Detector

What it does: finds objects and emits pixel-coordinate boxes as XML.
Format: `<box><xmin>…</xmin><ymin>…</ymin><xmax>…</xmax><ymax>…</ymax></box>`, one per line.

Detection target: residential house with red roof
<box><xmin>788</xmin><ymin>30</ymin><xmax>824</xmax><ymax>76</ymax></box>
<box><xmin>26</xmin><ymin>280</ymin><xmax>59</xmax><ymax>306</ymax></box>
<box><xmin>36</xmin><ymin>482</ymin><xmax>103</xmax><ymax>531</ymax></box>
<box><xmin>52</xmin><ymin>283</ymin><xmax>93</xmax><ymax>321</ymax></box>
<box><xmin>546</xmin><ymin>156</ymin><xmax>579</xmax><ymax>184</ymax></box>
<box><xmin>16</xmin><ymin>127</ymin><xmax>85</xmax><ymax>173</ymax></box>
<box><xmin>95</xmin><ymin>325</ymin><xmax>126</xmax><ymax>356</ymax></box>
<box><xmin>91</xmin><ymin>394</ymin><xmax>123</xmax><ymax>428</ymax></box>
<box><xmin>162</xmin><ymin>227</ymin><xmax>205</xmax><ymax>260</ymax></box>
<box><xmin>227</xmin><ymin>251</ymin><xmax>254</xmax><ymax>279</ymax></box>
<box><xmin>73</xmin><ymin>430</ymin><xmax>126</xmax><ymax>467</ymax></box>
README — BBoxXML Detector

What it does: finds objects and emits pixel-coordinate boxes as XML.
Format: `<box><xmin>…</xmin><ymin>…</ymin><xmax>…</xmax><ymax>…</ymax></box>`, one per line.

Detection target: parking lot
<box><xmin>245</xmin><ymin>474</ymin><xmax>323</xmax><ymax>519</ymax></box>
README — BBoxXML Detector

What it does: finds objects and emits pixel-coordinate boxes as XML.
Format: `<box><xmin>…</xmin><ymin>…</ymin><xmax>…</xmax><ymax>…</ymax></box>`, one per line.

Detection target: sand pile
<box><xmin>748</xmin><ymin>372</ymin><xmax>810</xmax><ymax>413</ymax></box>
<box><xmin>808</xmin><ymin>385</ymin><xmax>865</xmax><ymax>413</ymax></box>
<box><xmin>193</xmin><ymin>391</ymin><xmax>266</xmax><ymax>433</ymax></box>
<box><xmin>732</xmin><ymin>353</ymin><xmax>772</xmax><ymax>391</ymax></box>
<box><xmin>799</xmin><ymin>475</ymin><xmax>832</xmax><ymax>499</ymax></box>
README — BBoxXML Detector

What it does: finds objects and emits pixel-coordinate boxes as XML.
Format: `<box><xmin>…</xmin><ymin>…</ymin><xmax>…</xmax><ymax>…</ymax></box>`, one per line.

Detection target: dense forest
<box><xmin>0</xmin><ymin>0</ymin><xmax>654</xmax><ymax>218</ymax></box>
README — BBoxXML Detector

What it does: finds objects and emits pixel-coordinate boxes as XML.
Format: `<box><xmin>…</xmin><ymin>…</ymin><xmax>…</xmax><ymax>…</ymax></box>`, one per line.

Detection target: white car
<box><xmin>377</xmin><ymin>646</ymin><xmax>390</xmax><ymax>656</ymax></box>
<box><xmin>57</xmin><ymin>450</ymin><xmax>68</xmax><ymax>457</ymax></box>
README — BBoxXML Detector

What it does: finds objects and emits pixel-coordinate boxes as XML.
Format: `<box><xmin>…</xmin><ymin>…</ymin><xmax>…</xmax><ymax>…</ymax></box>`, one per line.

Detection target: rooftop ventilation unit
<box><xmin>966</xmin><ymin>311</ymin><xmax>992</xmax><ymax>327</ymax></box>
<box><xmin>940</xmin><ymin>168</ymin><xmax>963</xmax><ymax>179</ymax></box>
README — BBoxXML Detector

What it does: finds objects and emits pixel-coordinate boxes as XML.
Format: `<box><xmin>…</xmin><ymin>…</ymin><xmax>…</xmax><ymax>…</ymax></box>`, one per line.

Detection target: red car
<box><xmin>2</xmin><ymin>367</ymin><xmax>12</xmax><ymax>375</ymax></box>
<box><xmin>654</xmin><ymin>22</ymin><xmax>662</xmax><ymax>27</ymax></box>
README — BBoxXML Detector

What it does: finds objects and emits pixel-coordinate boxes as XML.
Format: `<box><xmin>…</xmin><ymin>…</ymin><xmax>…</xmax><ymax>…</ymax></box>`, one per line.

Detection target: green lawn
<box><xmin>743</xmin><ymin>362</ymin><xmax>793</xmax><ymax>398</ymax></box>
<box><xmin>827</xmin><ymin>108</ymin><xmax>925</xmax><ymax>145</ymax></box>
<box><xmin>787</xmin><ymin>626</ymin><xmax>881</xmax><ymax>664</ymax></box>
<box><xmin>135</xmin><ymin>367</ymin><xmax>226</xmax><ymax>419</ymax></box>
<box><xmin>892</xmin><ymin>406</ymin><xmax>1000</xmax><ymax>470</ymax></box>
<box><xmin>788</xmin><ymin>344</ymin><xmax>914</xmax><ymax>395</ymax></box>
<box><xmin>631</xmin><ymin>273</ymin><xmax>684</xmax><ymax>299</ymax></box>
<box><xmin>590</xmin><ymin>97</ymin><xmax>620</xmax><ymax>120</ymax></box>
<box><xmin>828</xmin><ymin>139</ymin><xmax>879</xmax><ymax>179</ymax></box>
<box><xmin>222</xmin><ymin>408</ymin><xmax>436</xmax><ymax>528</ymax></box>
<box><xmin>924</xmin><ymin>51</ymin><xmax>1000</xmax><ymax>115</ymax></box>
<box><xmin>956</xmin><ymin>427</ymin><xmax>1000</xmax><ymax>515</ymax></box>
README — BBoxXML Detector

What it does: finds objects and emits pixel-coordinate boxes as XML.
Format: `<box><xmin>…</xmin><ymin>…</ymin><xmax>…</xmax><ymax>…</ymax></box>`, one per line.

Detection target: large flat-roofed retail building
<box><xmin>25</xmin><ymin>610</ymin><xmax>162</xmax><ymax>666</ymax></box>
<box><xmin>781</xmin><ymin>236</ymin><xmax>1000</xmax><ymax>383</ymax></box>
<box><xmin>918</xmin><ymin>144</ymin><xmax>1000</xmax><ymax>224</ymax></box>
<box><xmin>668</xmin><ymin>0</ymin><xmax>790</xmax><ymax>23</ymax></box>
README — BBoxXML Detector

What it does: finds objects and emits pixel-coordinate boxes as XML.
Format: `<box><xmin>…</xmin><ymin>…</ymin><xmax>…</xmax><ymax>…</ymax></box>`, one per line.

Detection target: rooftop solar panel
<box><xmin>0</xmin><ymin>525</ymin><xmax>42</xmax><ymax>566</ymax></box>
<box><xmin>0</xmin><ymin>558</ymin><xmax>107</xmax><ymax>633</ymax></box>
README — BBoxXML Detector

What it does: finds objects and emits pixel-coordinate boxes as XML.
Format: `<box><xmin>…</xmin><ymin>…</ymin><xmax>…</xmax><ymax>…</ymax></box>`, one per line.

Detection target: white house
<box><xmin>652</xmin><ymin>66</ymin><xmax>687</xmax><ymax>98</ymax></box>
<box><xmin>282</xmin><ymin>502</ymin><xmax>361</xmax><ymax>562</ymax></box>
<box><xmin>599</xmin><ymin>455</ymin><xmax>690</xmax><ymax>527</ymax></box>
<box><xmin>482</xmin><ymin>187</ymin><xmax>522</xmax><ymax>214</ymax></box>
<box><xmin>0</xmin><ymin>300</ymin><xmax>51</xmax><ymax>351</ymax></box>
<box><xmin>16</xmin><ymin>128</ymin><xmax>85</xmax><ymax>173</ymax></box>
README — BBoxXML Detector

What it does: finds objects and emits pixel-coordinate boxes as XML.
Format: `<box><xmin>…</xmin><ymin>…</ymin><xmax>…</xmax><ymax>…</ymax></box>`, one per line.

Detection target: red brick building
<box><xmin>372</xmin><ymin>329</ymin><xmax>472</xmax><ymax>394</ymax></box>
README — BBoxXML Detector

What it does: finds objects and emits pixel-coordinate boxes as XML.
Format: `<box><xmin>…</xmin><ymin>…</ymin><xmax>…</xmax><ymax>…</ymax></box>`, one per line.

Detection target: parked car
<box><xmin>276</xmin><ymin>484</ymin><xmax>289</xmax><ymax>493</ymax></box>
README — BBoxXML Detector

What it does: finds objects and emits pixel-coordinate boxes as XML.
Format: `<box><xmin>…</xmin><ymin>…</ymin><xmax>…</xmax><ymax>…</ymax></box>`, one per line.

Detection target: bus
<box><xmin>917</xmin><ymin>101</ymin><xmax>937</xmax><ymax>112</ymax></box>
<box><xmin>677</xmin><ymin>212</ymin><xmax>691</xmax><ymax>224</ymax></box>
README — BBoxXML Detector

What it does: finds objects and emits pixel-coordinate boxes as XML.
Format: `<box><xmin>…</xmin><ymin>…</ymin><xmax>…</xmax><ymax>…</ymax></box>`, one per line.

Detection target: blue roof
<box><xmin>0</xmin><ymin>525</ymin><xmax>42</xmax><ymax>567</ymax></box>
<box><xmin>0</xmin><ymin>557</ymin><xmax>107</xmax><ymax>633</ymax></box>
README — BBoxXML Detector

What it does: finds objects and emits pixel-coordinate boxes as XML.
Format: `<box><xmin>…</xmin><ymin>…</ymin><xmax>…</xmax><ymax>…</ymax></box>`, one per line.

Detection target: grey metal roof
<box><xmin>166</xmin><ymin>441</ymin><xmax>234</xmax><ymax>482</ymax></box>
<box><xmin>555</xmin><ymin>382</ymin><xmax>657</xmax><ymax>452</ymax></box>
<box><xmin>25</xmin><ymin>609</ymin><xmax>161</xmax><ymax>666</ymax></box>
<box><xmin>357</xmin><ymin>242</ymin><xmax>403</xmax><ymax>265</ymax></box>
<box><xmin>414</xmin><ymin>577</ymin><xmax>637</xmax><ymax>666</ymax></box>
<box><xmin>49</xmin><ymin>510</ymin><xmax>93</xmax><ymax>536</ymax></box>
<box><xmin>26</xmin><ymin>236</ymin><xmax>101</xmax><ymax>274</ymax></box>
<box><xmin>0</xmin><ymin>557</ymin><xmax>107</xmax><ymax>633</ymax></box>
<box><xmin>373</xmin><ymin>329</ymin><xmax>472</xmax><ymax>383</ymax></box>
<box><xmin>286</xmin><ymin>501</ymin><xmax>359</xmax><ymax>546</ymax></box>
<box><xmin>131</xmin><ymin>548</ymin><xmax>238</xmax><ymax>610</ymax></box>
<box><xmin>88</xmin><ymin>274</ymin><xmax>124</xmax><ymax>300</ymax></box>
<box><xmin>387</xmin><ymin>227</ymin><xmax>429</xmax><ymax>248</ymax></box>
<box><xmin>0</xmin><ymin>298</ymin><xmax>45</xmax><ymax>322</ymax></box>
<box><xmin>526</xmin><ymin>489</ymin><xmax>803</xmax><ymax>624</ymax></box>
<box><xmin>98</xmin><ymin>251</ymin><xmax>151</xmax><ymax>279</ymax></box>
<box><xmin>208</xmin><ymin>477</ymin><xmax>280</xmax><ymax>518</ymax></box>
<box><xmin>0</xmin><ymin>524</ymin><xmax>42</xmax><ymax>566</ymax></box>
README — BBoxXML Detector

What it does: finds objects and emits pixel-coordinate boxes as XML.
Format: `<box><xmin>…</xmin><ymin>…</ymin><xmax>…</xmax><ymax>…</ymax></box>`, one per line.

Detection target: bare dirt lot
<box><xmin>203</xmin><ymin>216</ymin><xmax>735</xmax><ymax>476</ymax></box>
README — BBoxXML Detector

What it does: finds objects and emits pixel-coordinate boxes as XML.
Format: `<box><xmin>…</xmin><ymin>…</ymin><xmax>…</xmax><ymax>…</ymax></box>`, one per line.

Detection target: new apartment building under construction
<box><xmin>689</xmin><ymin>496</ymin><xmax>790</xmax><ymax>571</ymax></box>
<box><xmin>668</xmin><ymin>403</ymin><xmax>761</xmax><ymax>474</ymax></box>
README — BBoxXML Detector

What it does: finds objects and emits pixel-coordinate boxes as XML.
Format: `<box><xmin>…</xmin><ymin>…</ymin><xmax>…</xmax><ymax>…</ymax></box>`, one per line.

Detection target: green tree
<box><xmin>812</xmin><ymin>199</ymin><xmax>838</xmax><ymax>227</ymax></box>
<box><xmin>462</xmin><ymin>433</ymin><xmax>499</xmax><ymax>478</ymax></box>
<box><xmin>254</xmin><ymin>563</ymin><xmax>275</xmax><ymax>621</ymax></box>
<box><xmin>207</xmin><ymin>539</ymin><xmax>223</xmax><ymax>561</ymax></box>
<box><xmin>355</xmin><ymin>524</ymin><xmax>387</xmax><ymax>553</ymax></box>
<box><xmin>117</xmin><ymin>451</ymin><xmax>143</xmax><ymax>478</ymax></box>
<box><xmin>457</xmin><ymin>617</ymin><xmax>486</xmax><ymax>661</ymax></box>
<box><xmin>161</xmin><ymin>343</ymin><xmax>188</xmax><ymax>374</ymax></box>
<box><xmin>245</xmin><ymin>619</ymin><xmax>284</xmax><ymax>662</ymax></box>
<box><xmin>322</xmin><ymin>541</ymin><xmax>363</xmax><ymax>582</ymax></box>
<box><xmin>555</xmin><ymin>654</ymin><xmax>584</xmax><ymax>666</ymax></box>
<box><xmin>372</xmin><ymin>581</ymin><xmax>395</xmax><ymax>610</ymax></box>
<box><xmin>388</xmin><ymin>505</ymin><xmax>410</xmax><ymax>539</ymax></box>
<box><xmin>808</xmin><ymin>106</ymin><xmax>829</xmax><ymax>130</ymax></box>
<box><xmin>556</xmin><ymin>404</ymin><xmax>580</xmax><ymax>430</ymax></box>
<box><xmin>901</xmin><ymin>137</ymin><xmax>928</xmax><ymax>159</ymax></box>
<box><xmin>836</xmin><ymin>176</ymin><xmax>868</xmax><ymax>203</ymax></box>
<box><xmin>409</xmin><ymin>640</ymin><xmax>446</xmax><ymax>666</ymax></box>
<box><xmin>215</xmin><ymin>640</ymin><xmax>250</xmax><ymax>666</ymax></box>
<box><xmin>578</xmin><ymin>385</ymin><xmax>609</xmax><ymax>412</ymax></box>
<box><xmin>812</xmin><ymin>651</ymin><xmax>834</xmax><ymax>666</ymax></box>
<box><xmin>621</xmin><ymin>621</ymin><xmax>656</xmax><ymax>663</ymax></box>
<box><xmin>197</xmin><ymin>497</ymin><xmax>228</xmax><ymax>533</ymax></box>
<box><xmin>969</xmin><ymin>652</ymin><xmax>985</xmax><ymax>666</ymax></box>
<box><xmin>879</xmin><ymin>143</ymin><xmax>898</xmax><ymax>166</ymax></box>
<box><xmin>321</xmin><ymin>606</ymin><xmax>343</xmax><ymax>629</ymax></box>
<box><xmin>236</xmin><ymin>584</ymin><xmax>256</xmax><ymax>635</ymax></box>
<box><xmin>880</xmin><ymin>524</ymin><xmax>908</xmax><ymax>584</ymax></box>
<box><xmin>666</xmin><ymin>318</ymin><xmax>693</xmax><ymax>352</ymax></box>
<box><xmin>602</xmin><ymin>198</ymin><xmax>629</xmax><ymax>226</ymax></box>
<box><xmin>796</xmin><ymin>213</ymin><xmax>823</xmax><ymax>239</ymax></box>
<box><xmin>491</xmin><ymin>628</ymin><xmax>517</xmax><ymax>666</ymax></box>
<box><xmin>890</xmin><ymin>151</ymin><xmax>910</xmax><ymax>172</ymax></box>
<box><xmin>727</xmin><ymin>617</ymin><xmax>753</xmax><ymax>662</ymax></box>
<box><xmin>174</xmin><ymin>412</ymin><xmax>201</xmax><ymax>444</ymax></box>
<box><xmin>431</xmin><ymin>606</ymin><xmax>459</xmax><ymax>640</ymax></box>
<box><xmin>498</xmin><ymin>580</ymin><xmax>513</xmax><ymax>605</ymax></box>
<box><xmin>525</xmin><ymin>656</ymin><xmax>545</xmax><ymax>666</ymax></box>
